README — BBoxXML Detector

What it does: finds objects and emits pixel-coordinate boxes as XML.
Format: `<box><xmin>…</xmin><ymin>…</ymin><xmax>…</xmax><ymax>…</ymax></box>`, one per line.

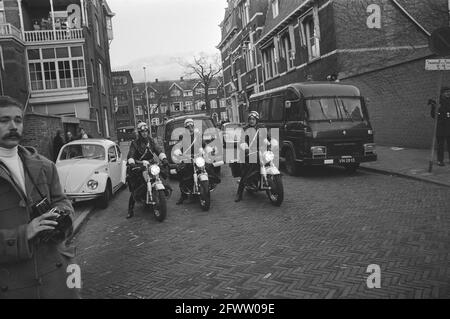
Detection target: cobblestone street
<box><xmin>70</xmin><ymin>165</ymin><xmax>450</xmax><ymax>299</ymax></box>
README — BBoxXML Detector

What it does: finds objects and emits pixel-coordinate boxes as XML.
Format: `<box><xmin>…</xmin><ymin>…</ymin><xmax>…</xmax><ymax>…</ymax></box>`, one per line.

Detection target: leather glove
<box><xmin>162</xmin><ymin>158</ymin><xmax>169</xmax><ymax>166</ymax></box>
<box><xmin>127</xmin><ymin>158</ymin><xmax>136</xmax><ymax>165</ymax></box>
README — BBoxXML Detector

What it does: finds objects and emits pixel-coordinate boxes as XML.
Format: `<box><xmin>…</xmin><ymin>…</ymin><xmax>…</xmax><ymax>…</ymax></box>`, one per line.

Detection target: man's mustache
<box><xmin>3</xmin><ymin>132</ymin><xmax>22</xmax><ymax>140</ymax></box>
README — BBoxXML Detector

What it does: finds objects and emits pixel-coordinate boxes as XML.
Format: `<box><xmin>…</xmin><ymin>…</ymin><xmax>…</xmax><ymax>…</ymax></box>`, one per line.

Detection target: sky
<box><xmin>107</xmin><ymin>0</ymin><xmax>228</xmax><ymax>82</ymax></box>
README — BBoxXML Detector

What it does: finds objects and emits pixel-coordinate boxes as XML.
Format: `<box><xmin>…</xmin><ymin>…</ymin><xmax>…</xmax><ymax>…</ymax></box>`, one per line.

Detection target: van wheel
<box><xmin>344</xmin><ymin>163</ymin><xmax>360</xmax><ymax>173</ymax></box>
<box><xmin>285</xmin><ymin>150</ymin><xmax>299</xmax><ymax>176</ymax></box>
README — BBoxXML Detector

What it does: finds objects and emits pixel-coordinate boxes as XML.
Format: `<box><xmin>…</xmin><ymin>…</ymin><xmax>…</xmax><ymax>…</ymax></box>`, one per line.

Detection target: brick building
<box><xmin>218</xmin><ymin>0</ymin><xmax>450</xmax><ymax>148</ymax></box>
<box><xmin>112</xmin><ymin>70</ymin><xmax>134</xmax><ymax>128</ymax></box>
<box><xmin>133</xmin><ymin>77</ymin><xmax>228</xmax><ymax>128</ymax></box>
<box><xmin>0</xmin><ymin>0</ymin><xmax>116</xmax><ymax>158</ymax></box>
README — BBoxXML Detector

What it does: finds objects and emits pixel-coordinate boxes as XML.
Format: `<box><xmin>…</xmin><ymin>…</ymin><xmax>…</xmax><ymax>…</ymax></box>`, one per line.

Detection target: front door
<box><xmin>283</xmin><ymin>89</ymin><xmax>307</xmax><ymax>160</ymax></box>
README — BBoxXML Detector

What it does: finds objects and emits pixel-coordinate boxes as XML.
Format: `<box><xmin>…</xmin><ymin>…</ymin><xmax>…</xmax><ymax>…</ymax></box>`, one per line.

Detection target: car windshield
<box><xmin>168</xmin><ymin>119</ymin><xmax>215</xmax><ymax>140</ymax></box>
<box><xmin>306</xmin><ymin>97</ymin><xmax>365</xmax><ymax>122</ymax></box>
<box><xmin>59</xmin><ymin>144</ymin><xmax>105</xmax><ymax>161</ymax></box>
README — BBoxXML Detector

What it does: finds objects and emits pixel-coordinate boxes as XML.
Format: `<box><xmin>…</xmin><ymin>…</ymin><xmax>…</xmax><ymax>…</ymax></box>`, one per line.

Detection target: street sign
<box><xmin>429</xmin><ymin>27</ymin><xmax>450</xmax><ymax>56</ymax></box>
<box><xmin>425</xmin><ymin>59</ymin><xmax>450</xmax><ymax>71</ymax></box>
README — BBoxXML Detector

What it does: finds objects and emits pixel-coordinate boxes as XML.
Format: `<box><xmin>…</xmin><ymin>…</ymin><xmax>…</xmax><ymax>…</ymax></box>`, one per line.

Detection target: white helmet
<box><xmin>184</xmin><ymin>118</ymin><xmax>194</xmax><ymax>128</ymax></box>
<box><xmin>137</xmin><ymin>122</ymin><xmax>149</xmax><ymax>132</ymax></box>
<box><xmin>248</xmin><ymin>111</ymin><xmax>260</xmax><ymax>121</ymax></box>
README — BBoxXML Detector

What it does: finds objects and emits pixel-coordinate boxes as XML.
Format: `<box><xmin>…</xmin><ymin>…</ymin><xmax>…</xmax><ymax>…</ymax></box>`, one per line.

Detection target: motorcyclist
<box><xmin>234</xmin><ymin>111</ymin><xmax>270</xmax><ymax>202</ymax></box>
<box><xmin>175</xmin><ymin>118</ymin><xmax>221</xmax><ymax>205</ymax></box>
<box><xmin>126</xmin><ymin>122</ymin><xmax>171</xmax><ymax>219</ymax></box>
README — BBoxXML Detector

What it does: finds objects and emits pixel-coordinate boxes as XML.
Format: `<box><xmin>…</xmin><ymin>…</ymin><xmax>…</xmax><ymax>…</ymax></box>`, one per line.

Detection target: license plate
<box><xmin>324</xmin><ymin>159</ymin><xmax>334</xmax><ymax>165</ymax></box>
<box><xmin>339</xmin><ymin>158</ymin><xmax>355</xmax><ymax>163</ymax></box>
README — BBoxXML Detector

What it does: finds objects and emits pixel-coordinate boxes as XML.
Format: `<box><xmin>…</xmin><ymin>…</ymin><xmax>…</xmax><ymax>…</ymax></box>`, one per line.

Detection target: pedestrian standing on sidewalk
<box><xmin>0</xmin><ymin>96</ymin><xmax>78</xmax><ymax>299</ymax></box>
<box><xmin>429</xmin><ymin>87</ymin><xmax>450</xmax><ymax>166</ymax></box>
<box><xmin>52</xmin><ymin>129</ymin><xmax>65</xmax><ymax>162</ymax></box>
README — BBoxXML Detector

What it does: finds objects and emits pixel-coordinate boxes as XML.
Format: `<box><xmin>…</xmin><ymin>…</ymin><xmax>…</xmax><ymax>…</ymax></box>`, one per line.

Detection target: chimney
<box><xmin>155</xmin><ymin>78</ymin><xmax>158</xmax><ymax>83</ymax></box>
<box><xmin>180</xmin><ymin>76</ymin><xmax>184</xmax><ymax>82</ymax></box>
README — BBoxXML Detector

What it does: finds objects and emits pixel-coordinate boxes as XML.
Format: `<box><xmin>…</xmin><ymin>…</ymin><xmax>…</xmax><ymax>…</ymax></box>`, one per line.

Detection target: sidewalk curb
<box><xmin>69</xmin><ymin>205</ymin><xmax>96</xmax><ymax>240</ymax></box>
<box><xmin>360</xmin><ymin>165</ymin><xmax>450</xmax><ymax>188</ymax></box>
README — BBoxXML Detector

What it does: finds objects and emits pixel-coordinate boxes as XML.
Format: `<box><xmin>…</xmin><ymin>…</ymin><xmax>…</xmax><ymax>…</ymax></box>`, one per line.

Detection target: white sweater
<box><xmin>0</xmin><ymin>146</ymin><xmax>27</xmax><ymax>194</ymax></box>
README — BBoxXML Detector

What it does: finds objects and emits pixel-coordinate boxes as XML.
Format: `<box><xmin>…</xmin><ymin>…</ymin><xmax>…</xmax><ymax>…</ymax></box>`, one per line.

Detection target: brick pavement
<box><xmin>70</xmin><ymin>164</ymin><xmax>450</xmax><ymax>299</ymax></box>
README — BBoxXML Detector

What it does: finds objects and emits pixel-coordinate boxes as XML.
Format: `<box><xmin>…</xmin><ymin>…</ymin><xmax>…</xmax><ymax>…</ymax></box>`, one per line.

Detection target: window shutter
<box><xmin>274</xmin><ymin>36</ymin><xmax>280</xmax><ymax>62</ymax></box>
<box><xmin>313</xmin><ymin>5</ymin><xmax>321</xmax><ymax>41</ymax></box>
<box><xmin>298</xmin><ymin>18</ymin><xmax>307</xmax><ymax>47</ymax></box>
<box><xmin>289</xmin><ymin>25</ymin><xmax>296</xmax><ymax>56</ymax></box>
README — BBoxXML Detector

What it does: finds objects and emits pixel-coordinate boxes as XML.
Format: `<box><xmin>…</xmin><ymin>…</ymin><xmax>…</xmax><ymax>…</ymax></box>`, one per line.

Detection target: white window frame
<box><xmin>210</xmin><ymin>100</ymin><xmax>217</xmax><ymax>109</ymax></box>
<box><xmin>271</xmin><ymin>0</ymin><xmax>279</xmax><ymax>18</ymax></box>
<box><xmin>98</xmin><ymin>61</ymin><xmax>105</xmax><ymax>94</ymax></box>
<box><xmin>27</xmin><ymin>46</ymin><xmax>87</xmax><ymax>92</ymax></box>
<box><xmin>300</xmin><ymin>8</ymin><xmax>321</xmax><ymax>61</ymax></box>
<box><xmin>184</xmin><ymin>101</ymin><xmax>192</xmax><ymax>111</ymax></box>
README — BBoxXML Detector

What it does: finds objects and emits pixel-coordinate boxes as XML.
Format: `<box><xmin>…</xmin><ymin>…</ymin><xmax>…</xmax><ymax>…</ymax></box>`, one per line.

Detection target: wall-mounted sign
<box><xmin>367</xmin><ymin>4</ymin><xmax>381</xmax><ymax>29</ymax></box>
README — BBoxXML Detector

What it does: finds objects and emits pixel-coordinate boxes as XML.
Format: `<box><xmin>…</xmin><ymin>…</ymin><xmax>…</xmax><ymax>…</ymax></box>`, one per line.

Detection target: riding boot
<box><xmin>234</xmin><ymin>182</ymin><xmax>244</xmax><ymax>202</ymax></box>
<box><xmin>127</xmin><ymin>194</ymin><xmax>135</xmax><ymax>219</ymax></box>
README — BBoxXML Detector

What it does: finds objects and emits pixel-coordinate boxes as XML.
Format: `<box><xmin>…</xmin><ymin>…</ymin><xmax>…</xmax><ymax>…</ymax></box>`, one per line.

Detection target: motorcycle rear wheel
<box><xmin>199</xmin><ymin>180</ymin><xmax>210</xmax><ymax>211</ymax></box>
<box><xmin>266</xmin><ymin>175</ymin><xmax>284</xmax><ymax>207</ymax></box>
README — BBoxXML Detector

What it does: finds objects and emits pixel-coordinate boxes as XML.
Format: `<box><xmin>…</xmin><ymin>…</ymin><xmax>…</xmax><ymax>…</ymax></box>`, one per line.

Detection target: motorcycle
<box><xmin>239</xmin><ymin>139</ymin><xmax>284</xmax><ymax>206</ymax></box>
<box><xmin>170</xmin><ymin>146</ymin><xmax>224</xmax><ymax>211</ymax></box>
<box><xmin>128</xmin><ymin>160</ymin><xmax>169</xmax><ymax>222</ymax></box>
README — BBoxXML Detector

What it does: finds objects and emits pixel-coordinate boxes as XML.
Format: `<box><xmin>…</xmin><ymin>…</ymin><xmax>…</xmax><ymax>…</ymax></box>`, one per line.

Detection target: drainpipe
<box><xmin>17</xmin><ymin>0</ymin><xmax>25</xmax><ymax>39</ymax></box>
<box><xmin>49</xmin><ymin>0</ymin><xmax>56</xmax><ymax>40</ymax></box>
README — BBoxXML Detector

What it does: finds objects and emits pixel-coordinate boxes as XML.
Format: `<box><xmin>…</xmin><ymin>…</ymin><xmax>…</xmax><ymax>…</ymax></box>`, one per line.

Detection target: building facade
<box><xmin>0</xmin><ymin>0</ymin><xmax>116</xmax><ymax>158</ymax></box>
<box><xmin>112</xmin><ymin>70</ymin><xmax>134</xmax><ymax>128</ymax></box>
<box><xmin>218</xmin><ymin>0</ymin><xmax>450</xmax><ymax>148</ymax></box>
<box><xmin>133</xmin><ymin>77</ymin><xmax>228</xmax><ymax>129</ymax></box>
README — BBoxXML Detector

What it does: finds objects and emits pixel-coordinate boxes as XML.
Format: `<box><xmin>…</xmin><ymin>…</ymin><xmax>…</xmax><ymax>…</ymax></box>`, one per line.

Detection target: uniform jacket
<box><xmin>239</xmin><ymin>123</ymin><xmax>270</xmax><ymax>164</ymax></box>
<box><xmin>0</xmin><ymin>146</ymin><xmax>78</xmax><ymax>299</ymax></box>
<box><xmin>127</xmin><ymin>136</ymin><xmax>165</xmax><ymax>162</ymax></box>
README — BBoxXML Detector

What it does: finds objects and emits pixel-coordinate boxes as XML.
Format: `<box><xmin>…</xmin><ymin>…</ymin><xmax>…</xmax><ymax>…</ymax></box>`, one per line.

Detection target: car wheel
<box><xmin>97</xmin><ymin>180</ymin><xmax>112</xmax><ymax>209</ymax></box>
<box><xmin>285</xmin><ymin>149</ymin><xmax>299</xmax><ymax>176</ymax></box>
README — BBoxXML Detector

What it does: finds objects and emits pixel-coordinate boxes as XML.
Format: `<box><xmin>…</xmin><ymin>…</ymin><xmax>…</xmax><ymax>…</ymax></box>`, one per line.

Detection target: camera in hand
<box><xmin>31</xmin><ymin>197</ymin><xmax>73</xmax><ymax>243</ymax></box>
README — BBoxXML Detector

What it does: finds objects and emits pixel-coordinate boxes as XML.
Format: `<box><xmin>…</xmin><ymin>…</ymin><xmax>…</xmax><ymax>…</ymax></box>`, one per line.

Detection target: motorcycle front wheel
<box><xmin>199</xmin><ymin>180</ymin><xmax>211</xmax><ymax>211</ymax></box>
<box><xmin>266</xmin><ymin>175</ymin><xmax>284</xmax><ymax>207</ymax></box>
<box><xmin>153</xmin><ymin>190</ymin><xmax>167</xmax><ymax>222</ymax></box>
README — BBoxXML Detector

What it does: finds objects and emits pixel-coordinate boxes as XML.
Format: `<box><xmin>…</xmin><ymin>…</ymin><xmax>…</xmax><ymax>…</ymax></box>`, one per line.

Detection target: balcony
<box><xmin>24</xmin><ymin>28</ymin><xmax>84</xmax><ymax>44</ymax></box>
<box><xmin>0</xmin><ymin>24</ymin><xmax>23</xmax><ymax>42</ymax></box>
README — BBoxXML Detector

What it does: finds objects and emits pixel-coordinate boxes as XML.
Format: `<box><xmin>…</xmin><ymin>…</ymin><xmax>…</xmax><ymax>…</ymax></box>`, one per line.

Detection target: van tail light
<box><xmin>364</xmin><ymin>143</ymin><xmax>376</xmax><ymax>154</ymax></box>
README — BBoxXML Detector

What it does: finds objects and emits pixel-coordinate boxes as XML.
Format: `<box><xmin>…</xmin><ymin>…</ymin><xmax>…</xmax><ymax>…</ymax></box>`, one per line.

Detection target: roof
<box><xmin>165</xmin><ymin>113</ymin><xmax>212</xmax><ymax>125</ymax></box>
<box><xmin>135</xmin><ymin>78</ymin><xmax>221</xmax><ymax>95</ymax></box>
<box><xmin>249</xmin><ymin>82</ymin><xmax>361</xmax><ymax>99</ymax></box>
<box><xmin>66</xmin><ymin>139</ymin><xmax>117</xmax><ymax>147</ymax></box>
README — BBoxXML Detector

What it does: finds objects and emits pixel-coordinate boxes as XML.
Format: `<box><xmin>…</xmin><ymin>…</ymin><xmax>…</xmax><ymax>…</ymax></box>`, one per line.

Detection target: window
<box><xmin>136</xmin><ymin>105</ymin><xmax>143</xmax><ymax>116</ymax></box>
<box><xmin>95</xmin><ymin>16</ymin><xmax>101</xmax><ymax>46</ymax></box>
<box><xmin>220</xmin><ymin>99</ymin><xmax>226</xmax><ymax>108</ymax></box>
<box><xmin>281</xmin><ymin>27</ymin><xmax>296</xmax><ymax>70</ymax></box>
<box><xmin>300</xmin><ymin>8</ymin><xmax>321</xmax><ymax>61</ymax></box>
<box><xmin>184</xmin><ymin>101</ymin><xmax>192</xmax><ymax>111</ymax></box>
<box><xmin>104</xmin><ymin>108</ymin><xmax>110</xmax><ymax>137</ymax></box>
<box><xmin>257</xmin><ymin>99</ymin><xmax>270</xmax><ymax>121</ymax></box>
<box><xmin>208</xmin><ymin>88</ymin><xmax>217</xmax><ymax>95</ymax></box>
<box><xmin>108</xmin><ymin>146</ymin><xmax>116</xmax><ymax>161</ymax></box>
<box><xmin>220</xmin><ymin>112</ymin><xmax>228</xmax><ymax>120</ymax></box>
<box><xmin>98</xmin><ymin>62</ymin><xmax>105</xmax><ymax>93</ymax></box>
<box><xmin>241</xmin><ymin>0</ymin><xmax>250</xmax><ymax>26</ymax></box>
<box><xmin>243</xmin><ymin>41</ymin><xmax>254</xmax><ymax>71</ymax></box>
<box><xmin>262</xmin><ymin>44</ymin><xmax>278</xmax><ymax>80</ymax></box>
<box><xmin>195</xmin><ymin>87</ymin><xmax>205</xmax><ymax>95</ymax></box>
<box><xmin>271</xmin><ymin>0</ymin><xmax>279</xmax><ymax>18</ymax></box>
<box><xmin>170</xmin><ymin>89</ymin><xmax>181</xmax><ymax>97</ymax></box>
<box><xmin>27</xmin><ymin>47</ymin><xmax>86</xmax><ymax>91</ymax></box>
<box><xmin>185</xmin><ymin>90</ymin><xmax>193</xmax><ymax>97</ymax></box>
<box><xmin>285</xmin><ymin>90</ymin><xmax>304</xmax><ymax>121</ymax></box>
<box><xmin>210</xmin><ymin>100</ymin><xmax>217</xmax><ymax>109</ymax></box>
<box><xmin>151</xmin><ymin>118</ymin><xmax>160</xmax><ymax>126</ymax></box>
<box><xmin>172</xmin><ymin>102</ymin><xmax>181</xmax><ymax>112</ymax></box>
<box><xmin>149</xmin><ymin>92</ymin><xmax>155</xmax><ymax>98</ymax></box>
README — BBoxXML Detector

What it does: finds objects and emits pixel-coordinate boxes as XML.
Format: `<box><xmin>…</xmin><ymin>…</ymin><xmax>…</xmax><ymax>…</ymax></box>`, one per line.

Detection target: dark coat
<box><xmin>127</xmin><ymin>136</ymin><xmax>164</xmax><ymax>162</ymax></box>
<box><xmin>238</xmin><ymin>123</ymin><xmax>270</xmax><ymax>164</ymax></box>
<box><xmin>0</xmin><ymin>146</ymin><xmax>78</xmax><ymax>299</ymax></box>
<box><xmin>431</xmin><ymin>102</ymin><xmax>450</xmax><ymax>137</ymax></box>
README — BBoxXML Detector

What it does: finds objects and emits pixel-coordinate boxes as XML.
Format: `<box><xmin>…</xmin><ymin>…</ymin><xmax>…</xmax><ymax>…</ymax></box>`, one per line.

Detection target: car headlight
<box><xmin>263</xmin><ymin>151</ymin><xmax>275</xmax><ymax>162</ymax></box>
<box><xmin>364</xmin><ymin>143</ymin><xmax>376</xmax><ymax>154</ymax></box>
<box><xmin>195</xmin><ymin>157</ymin><xmax>205</xmax><ymax>168</ymax></box>
<box><xmin>150</xmin><ymin>164</ymin><xmax>160</xmax><ymax>175</ymax></box>
<box><xmin>87</xmin><ymin>180</ymin><xmax>98</xmax><ymax>190</ymax></box>
<box><xmin>311</xmin><ymin>146</ymin><xmax>327</xmax><ymax>155</ymax></box>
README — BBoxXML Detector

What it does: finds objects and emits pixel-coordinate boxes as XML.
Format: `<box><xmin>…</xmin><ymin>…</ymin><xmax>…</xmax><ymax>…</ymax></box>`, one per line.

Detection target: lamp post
<box><xmin>130</xmin><ymin>86</ymin><xmax>138</xmax><ymax>127</ymax></box>
<box><xmin>143</xmin><ymin>67</ymin><xmax>151</xmax><ymax>128</ymax></box>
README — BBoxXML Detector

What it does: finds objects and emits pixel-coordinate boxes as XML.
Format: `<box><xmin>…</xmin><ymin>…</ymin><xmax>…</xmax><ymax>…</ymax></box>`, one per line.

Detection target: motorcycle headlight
<box><xmin>195</xmin><ymin>157</ymin><xmax>205</xmax><ymax>168</ymax></box>
<box><xmin>150</xmin><ymin>164</ymin><xmax>160</xmax><ymax>176</ymax></box>
<box><xmin>263</xmin><ymin>151</ymin><xmax>275</xmax><ymax>163</ymax></box>
<box><xmin>87</xmin><ymin>180</ymin><xmax>98</xmax><ymax>190</ymax></box>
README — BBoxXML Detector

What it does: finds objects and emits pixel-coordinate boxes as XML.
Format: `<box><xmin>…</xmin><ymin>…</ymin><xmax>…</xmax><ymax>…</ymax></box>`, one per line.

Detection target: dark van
<box><xmin>117</xmin><ymin>125</ymin><xmax>136</xmax><ymax>142</ymax></box>
<box><xmin>248</xmin><ymin>82</ymin><xmax>377</xmax><ymax>174</ymax></box>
